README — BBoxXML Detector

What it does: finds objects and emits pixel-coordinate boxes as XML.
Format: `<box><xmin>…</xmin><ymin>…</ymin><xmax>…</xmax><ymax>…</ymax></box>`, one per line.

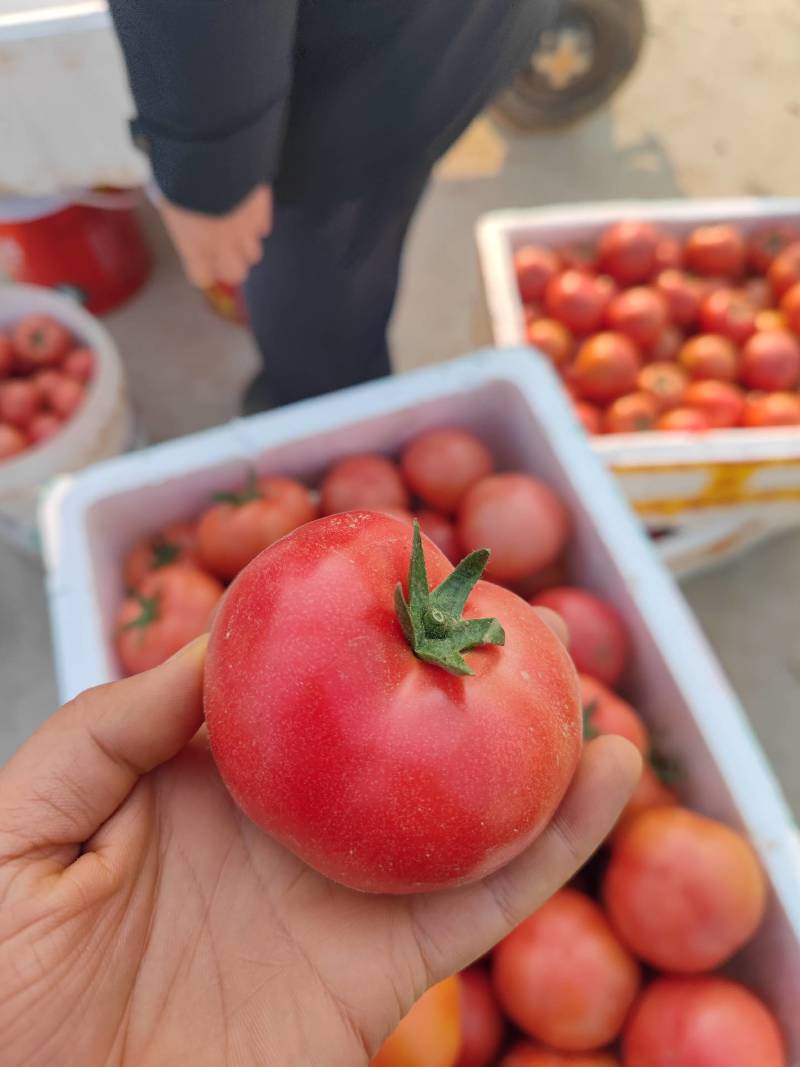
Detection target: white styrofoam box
<box><xmin>0</xmin><ymin>284</ymin><xmax>132</xmax><ymax>553</ymax></box>
<box><xmin>476</xmin><ymin>198</ymin><xmax>800</xmax><ymax>569</ymax></box>
<box><xmin>42</xmin><ymin>350</ymin><xmax>800</xmax><ymax>1054</ymax></box>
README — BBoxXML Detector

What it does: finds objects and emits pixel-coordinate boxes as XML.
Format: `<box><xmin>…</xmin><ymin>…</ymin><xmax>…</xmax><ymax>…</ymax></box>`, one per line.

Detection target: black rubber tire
<box><xmin>491</xmin><ymin>0</ymin><xmax>646</xmax><ymax>132</ymax></box>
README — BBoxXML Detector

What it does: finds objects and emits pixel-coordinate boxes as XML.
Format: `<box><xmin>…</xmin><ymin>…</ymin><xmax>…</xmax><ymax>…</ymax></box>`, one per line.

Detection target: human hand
<box><xmin>0</xmin><ymin>638</ymin><xmax>639</xmax><ymax>1067</ymax></box>
<box><xmin>156</xmin><ymin>183</ymin><xmax>272</xmax><ymax>289</ymax></box>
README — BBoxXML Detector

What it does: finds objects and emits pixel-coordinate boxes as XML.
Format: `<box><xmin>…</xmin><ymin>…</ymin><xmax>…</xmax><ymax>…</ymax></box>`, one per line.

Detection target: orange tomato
<box><xmin>371</xmin><ymin>978</ymin><xmax>461</xmax><ymax>1067</ymax></box>
<box><xmin>603</xmin><ymin>806</ymin><xmax>767</xmax><ymax>973</ymax></box>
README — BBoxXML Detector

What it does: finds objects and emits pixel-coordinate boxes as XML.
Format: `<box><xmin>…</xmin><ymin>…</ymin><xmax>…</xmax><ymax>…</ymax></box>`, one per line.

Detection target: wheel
<box><xmin>491</xmin><ymin>0</ymin><xmax>646</xmax><ymax>132</ymax></box>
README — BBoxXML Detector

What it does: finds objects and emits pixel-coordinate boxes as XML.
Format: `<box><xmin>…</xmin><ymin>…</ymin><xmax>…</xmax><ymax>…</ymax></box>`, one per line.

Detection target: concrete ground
<box><xmin>1</xmin><ymin>0</ymin><xmax>799</xmax><ymax>815</ymax></box>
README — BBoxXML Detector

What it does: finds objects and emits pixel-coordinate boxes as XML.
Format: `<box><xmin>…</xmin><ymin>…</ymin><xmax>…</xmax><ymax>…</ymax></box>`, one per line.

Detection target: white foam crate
<box><xmin>42</xmin><ymin>350</ymin><xmax>800</xmax><ymax>1055</ymax></box>
<box><xmin>476</xmin><ymin>198</ymin><xmax>800</xmax><ymax>575</ymax></box>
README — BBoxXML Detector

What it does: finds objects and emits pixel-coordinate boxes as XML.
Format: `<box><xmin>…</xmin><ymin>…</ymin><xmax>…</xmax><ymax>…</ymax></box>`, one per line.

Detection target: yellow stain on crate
<box><xmin>613</xmin><ymin>458</ymin><xmax>800</xmax><ymax>517</ymax></box>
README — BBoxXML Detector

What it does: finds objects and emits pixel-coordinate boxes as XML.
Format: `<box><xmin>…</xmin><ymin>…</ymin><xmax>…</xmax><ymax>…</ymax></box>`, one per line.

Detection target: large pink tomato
<box><xmin>205</xmin><ymin>512</ymin><xmax>582</xmax><ymax>894</ymax></box>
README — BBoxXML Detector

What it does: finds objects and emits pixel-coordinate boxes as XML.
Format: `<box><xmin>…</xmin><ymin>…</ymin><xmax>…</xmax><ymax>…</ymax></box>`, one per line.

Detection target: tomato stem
<box><xmin>213</xmin><ymin>469</ymin><xmax>261</xmax><ymax>506</ymax></box>
<box><xmin>395</xmin><ymin>522</ymin><xmax>505</xmax><ymax>676</ymax></box>
<box><xmin>150</xmin><ymin>535</ymin><xmax>182</xmax><ymax>569</ymax></box>
<box><xmin>121</xmin><ymin>592</ymin><xmax>160</xmax><ymax>632</ymax></box>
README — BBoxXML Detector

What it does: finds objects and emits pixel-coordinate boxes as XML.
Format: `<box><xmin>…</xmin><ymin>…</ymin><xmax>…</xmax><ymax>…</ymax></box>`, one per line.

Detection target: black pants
<box><xmin>243</xmin><ymin>1</ymin><xmax>556</xmax><ymax>412</ymax></box>
<box><xmin>243</xmin><ymin>164</ymin><xmax>430</xmax><ymax>412</ymax></box>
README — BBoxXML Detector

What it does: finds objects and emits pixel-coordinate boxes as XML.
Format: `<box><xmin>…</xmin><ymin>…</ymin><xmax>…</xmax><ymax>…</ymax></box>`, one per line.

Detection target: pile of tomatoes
<box><xmin>115</xmin><ymin>425</ymin><xmax>786</xmax><ymax>1065</ymax></box>
<box><xmin>0</xmin><ymin>313</ymin><xmax>94</xmax><ymax>462</ymax></box>
<box><xmin>515</xmin><ymin>218</ymin><xmax>800</xmax><ymax>433</ymax></box>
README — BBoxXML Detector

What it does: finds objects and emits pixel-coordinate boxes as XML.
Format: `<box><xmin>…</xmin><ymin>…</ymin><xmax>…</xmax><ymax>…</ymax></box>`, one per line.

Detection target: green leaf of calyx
<box><xmin>395</xmin><ymin>521</ymin><xmax>505</xmax><ymax>677</ymax></box>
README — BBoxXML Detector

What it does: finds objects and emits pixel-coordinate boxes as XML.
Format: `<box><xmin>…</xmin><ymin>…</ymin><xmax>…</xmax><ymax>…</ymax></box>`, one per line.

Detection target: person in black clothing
<box><xmin>109</xmin><ymin>0</ymin><xmax>558</xmax><ymax>411</ymax></box>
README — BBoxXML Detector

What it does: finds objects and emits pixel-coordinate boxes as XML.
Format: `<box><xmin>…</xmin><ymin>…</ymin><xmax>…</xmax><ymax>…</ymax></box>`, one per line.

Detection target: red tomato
<box><xmin>524</xmin><ymin>302</ymin><xmax>543</xmax><ymax>325</ymax></box>
<box><xmin>579</xmin><ymin>674</ymin><xmax>649</xmax><ymax>754</ymax></box>
<box><xmin>742</xmin><ymin>391</ymin><xmax>800</xmax><ymax>427</ymax></box>
<box><xmin>544</xmin><ymin>271</ymin><xmax>611</xmax><ymax>336</ymax></box>
<box><xmin>572</xmin><ymin>400</ymin><xmax>602</xmax><ymax>434</ymax></box>
<box><xmin>755</xmin><ymin>308</ymin><xmax>787</xmax><ymax>332</ymax></box>
<box><xmin>603</xmin><ymin>806</ymin><xmax>767</xmax><ymax>973</ymax></box>
<box><xmin>531</xmin><ymin>587</ymin><xmax>629</xmax><ymax>686</ymax></box>
<box><xmin>115</xmin><ymin>564</ymin><xmax>224</xmax><ymax>675</ymax></box>
<box><xmin>678</xmin><ymin>334</ymin><xmax>738</xmax><ymax>382</ymax></box>
<box><xmin>321</xmin><ymin>453</ymin><xmax>409</xmax><ymax>515</ymax></box>
<box><xmin>598</xmin><ymin>220</ymin><xmax>661</xmax><ymax>284</ymax></box>
<box><xmin>416</xmin><ymin>509</ymin><xmax>460</xmax><ymax>563</ymax></box>
<box><xmin>612</xmin><ymin>763</ymin><xmax>678</xmax><ymax>841</ymax></box>
<box><xmin>514</xmin><ymin>245</ymin><xmax>561</xmax><ymax>303</ymax></box>
<box><xmin>602</xmin><ymin>392</ymin><xmax>658</xmax><ymax>434</ymax></box>
<box><xmin>655</xmin><ymin>269</ymin><xmax>703</xmax><ymax>327</ymax></box>
<box><xmin>0</xmin><ymin>379</ymin><xmax>41</xmax><ymax>428</ymax></box>
<box><xmin>62</xmin><ymin>346</ymin><xmax>95</xmax><ymax>383</ymax></box>
<box><xmin>0</xmin><ymin>334</ymin><xmax>14</xmax><ymax>378</ymax></box>
<box><xmin>48</xmin><ymin>375</ymin><xmax>85</xmax><ymax>418</ymax></box>
<box><xmin>11</xmin><ymin>314</ymin><xmax>71</xmax><ymax>367</ymax></box>
<box><xmin>197</xmin><ymin>474</ymin><xmax>318</xmax><ymax>580</ymax></box>
<box><xmin>371</xmin><ymin>978</ymin><xmax>462</xmax><ymax>1067</ymax></box>
<box><xmin>458</xmin><ymin>473</ymin><xmax>571</xmax><ymax>583</ymax></box>
<box><xmin>27</xmin><ymin>412</ymin><xmax>64</xmax><ymax>444</ymax></box>
<box><xmin>623</xmin><ymin>976</ymin><xmax>786</xmax><ymax>1067</ymax></box>
<box><xmin>767</xmin><ymin>240</ymin><xmax>800</xmax><ymax>298</ymax></box>
<box><xmin>124</xmin><ymin>520</ymin><xmax>200</xmax><ymax>591</ymax></box>
<box><xmin>656</xmin><ymin>407</ymin><xmax>710</xmax><ymax>432</ymax></box>
<box><xmin>401</xmin><ymin>428</ymin><xmax>494</xmax><ymax>513</ymax></box>
<box><xmin>493</xmin><ymin>888</ymin><xmax>640</xmax><ymax>1052</ymax></box>
<box><xmin>637</xmin><ymin>361</ymin><xmax>687</xmax><ymax>412</ymax></box>
<box><xmin>30</xmin><ymin>368</ymin><xmax>63</xmax><ymax>405</ymax></box>
<box><xmin>499</xmin><ymin>1045</ymin><xmax>621</xmax><ymax>1067</ymax></box>
<box><xmin>653</xmin><ymin>234</ymin><xmax>683</xmax><ymax>271</ymax></box>
<box><xmin>527</xmin><ymin>317</ymin><xmax>575</xmax><ymax>369</ymax></box>
<box><xmin>683</xmin><ymin>380</ymin><xmax>745</xmax><ymax>428</ymax></box>
<box><xmin>0</xmin><ymin>422</ymin><xmax>28</xmax><ymax>460</ymax></box>
<box><xmin>557</xmin><ymin>242</ymin><xmax>598</xmax><ymax>273</ymax></box>
<box><xmin>605</xmin><ymin>287</ymin><xmax>668</xmax><ymax>348</ymax></box>
<box><xmin>571</xmin><ymin>333</ymin><xmax>641</xmax><ymax>404</ymax></box>
<box><xmin>698</xmin><ymin>287</ymin><xmax>756</xmax><ymax>344</ymax></box>
<box><xmin>645</xmin><ymin>323</ymin><xmax>683</xmax><ymax>363</ymax></box>
<box><xmin>779</xmin><ymin>279</ymin><xmax>800</xmax><ymax>334</ymax></box>
<box><xmin>740</xmin><ymin>330</ymin><xmax>800</xmax><ymax>391</ymax></box>
<box><xmin>685</xmin><ymin>224</ymin><xmax>745</xmax><ymax>277</ymax></box>
<box><xmin>747</xmin><ymin>221</ymin><xmax>800</xmax><ymax>273</ymax></box>
<box><xmin>205</xmin><ymin>513</ymin><xmax>581</xmax><ymax>892</ymax></box>
<box><xmin>455</xmin><ymin>968</ymin><xmax>504</xmax><ymax>1067</ymax></box>
<box><xmin>742</xmin><ymin>276</ymin><xmax>773</xmax><ymax>311</ymax></box>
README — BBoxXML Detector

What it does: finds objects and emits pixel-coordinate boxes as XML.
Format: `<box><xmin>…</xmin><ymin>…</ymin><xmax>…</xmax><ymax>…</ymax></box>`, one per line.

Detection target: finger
<box><xmin>213</xmin><ymin>247</ymin><xmax>249</xmax><ymax>287</ymax></box>
<box><xmin>238</xmin><ymin>229</ymin><xmax>264</xmax><ymax>267</ymax></box>
<box><xmin>251</xmin><ymin>184</ymin><xmax>273</xmax><ymax>236</ymax></box>
<box><xmin>407</xmin><ymin>736</ymin><xmax>641</xmax><ymax>982</ymax></box>
<box><xmin>533</xmin><ymin>605</ymin><xmax>569</xmax><ymax>646</ymax></box>
<box><xmin>0</xmin><ymin>637</ymin><xmax>207</xmax><ymax>865</ymax></box>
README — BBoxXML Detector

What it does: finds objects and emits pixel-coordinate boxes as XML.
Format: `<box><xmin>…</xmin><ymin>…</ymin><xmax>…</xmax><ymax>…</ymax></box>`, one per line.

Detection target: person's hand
<box><xmin>0</xmin><ymin>637</ymin><xmax>640</xmax><ymax>1067</ymax></box>
<box><xmin>156</xmin><ymin>183</ymin><xmax>272</xmax><ymax>289</ymax></box>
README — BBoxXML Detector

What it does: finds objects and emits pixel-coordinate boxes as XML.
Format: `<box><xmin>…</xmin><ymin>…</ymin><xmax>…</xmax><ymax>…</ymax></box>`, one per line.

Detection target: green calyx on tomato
<box><xmin>582</xmin><ymin>699</ymin><xmax>600</xmax><ymax>740</ymax></box>
<box><xmin>149</xmin><ymin>536</ymin><xmax>182</xmax><ymax>569</ymax></box>
<box><xmin>394</xmin><ymin>522</ymin><xmax>505</xmax><ymax>676</ymax></box>
<box><xmin>121</xmin><ymin>592</ymin><xmax>161</xmax><ymax>632</ymax></box>
<box><xmin>212</xmin><ymin>469</ymin><xmax>261</xmax><ymax>506</ymax></box>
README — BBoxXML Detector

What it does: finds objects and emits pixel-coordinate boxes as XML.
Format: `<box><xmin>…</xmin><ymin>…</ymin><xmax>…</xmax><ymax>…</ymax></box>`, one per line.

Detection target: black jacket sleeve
<box><xmin>108</xmin><ymin>0</ymin><xmax>297</xmax><ymax>214</ymax></box>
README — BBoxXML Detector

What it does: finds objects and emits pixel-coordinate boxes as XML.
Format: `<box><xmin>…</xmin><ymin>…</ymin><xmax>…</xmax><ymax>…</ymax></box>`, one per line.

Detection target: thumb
<box><xmin>0</xmin><ymin>637</ymin><xmax>207</xmax><ymax>868</ymax></box>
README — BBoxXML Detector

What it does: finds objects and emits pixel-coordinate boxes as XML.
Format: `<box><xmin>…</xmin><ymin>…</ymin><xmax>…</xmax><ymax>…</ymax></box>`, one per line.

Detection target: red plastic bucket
<box><xmin>0</xmin><ymin>191</ymin><xmax>151</xmax><ymax>315</ymax></box>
